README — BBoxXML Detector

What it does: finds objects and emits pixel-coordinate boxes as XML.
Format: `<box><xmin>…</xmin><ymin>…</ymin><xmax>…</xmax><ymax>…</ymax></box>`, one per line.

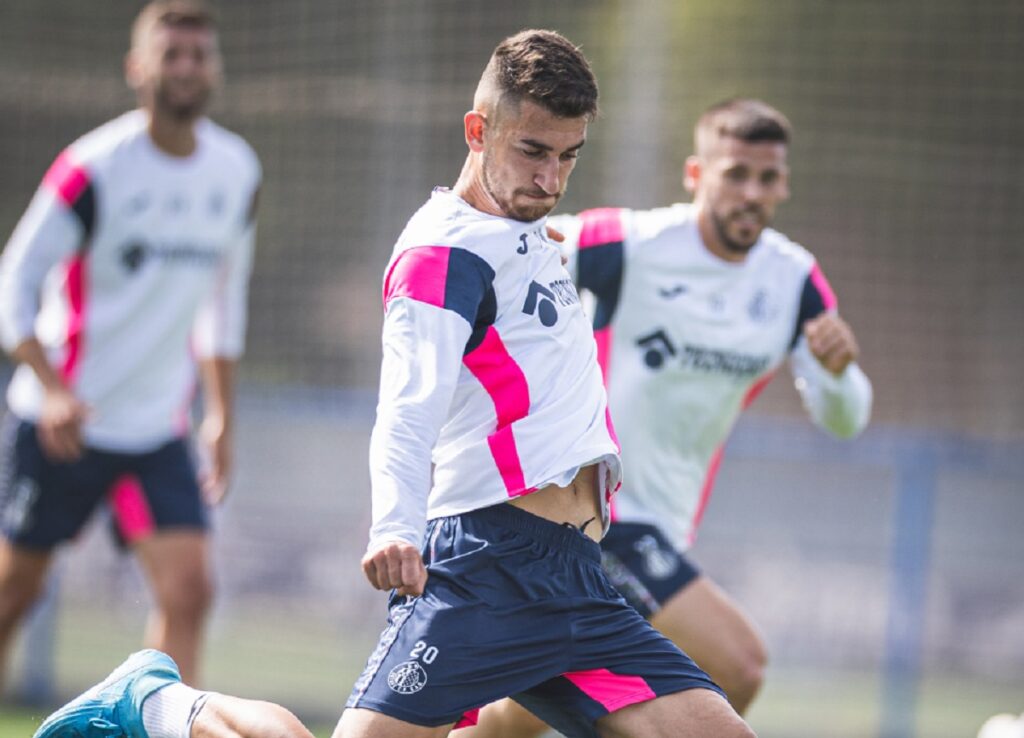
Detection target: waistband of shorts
<box><xmin>463</xmin><ymin>503</ymin><xmax>602</xmax><ymax>563</ymax></box>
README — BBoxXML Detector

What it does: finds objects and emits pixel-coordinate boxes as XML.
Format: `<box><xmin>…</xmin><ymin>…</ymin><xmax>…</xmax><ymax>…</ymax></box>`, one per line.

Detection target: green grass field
<box><xmin>5</xmin><ymin>601</ymin><xmax>1021</xmax><ymax>738</ymax></box>
<box><xmin>0</xmin><ymin>706</ymin><xmax>333</xmax><ymax>738</ymax></box>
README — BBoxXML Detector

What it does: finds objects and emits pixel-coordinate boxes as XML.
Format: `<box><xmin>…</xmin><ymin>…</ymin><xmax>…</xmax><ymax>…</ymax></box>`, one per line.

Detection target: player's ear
<box><xmin>683</xmin><ymin>155</ymin><xmax>701</xmax><ymax>194</ymax></box>
<box><xmin>124</xmin><ymin>49</ymin><xmax>143</xmax><ymax>91</ymax></box>
<box><xmin>464</xmin><ymin>110</ymin><xmax>486</xmax><ymax>153</ymax></box>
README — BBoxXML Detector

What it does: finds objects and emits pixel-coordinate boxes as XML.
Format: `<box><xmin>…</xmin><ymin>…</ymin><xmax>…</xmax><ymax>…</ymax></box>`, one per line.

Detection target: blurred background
<box><xmin>1</xmin><ymin>1</ymin><xmax>1022</xmax><ymax>736</ymax></box>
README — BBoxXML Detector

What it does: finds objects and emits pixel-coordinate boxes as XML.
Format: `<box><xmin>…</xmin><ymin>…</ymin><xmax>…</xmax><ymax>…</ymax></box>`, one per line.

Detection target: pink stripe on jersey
<box><xmin>563</xmin><ymin>668</ymin><xmax>657</xmax><ymax>712</ymax></box>
<box><xmin>809</xmin><ymin>262</ymin><xmax>838</xmax><ymax>311</ymax></box>
<box><xmin>382</xmin><ymin>246</ymin><xmax>450</xmax><ymax>310</ymax></box>
<box><xmin>453</xmin><ymin>709</ymin><xmax>480</xmax><ymax>730</ymax></box>
<box><xmin>742</xmin><ymin>370</ymin><xmax>776</xmax><ymax>409</ymax></box>
<box><xmin>690</xmin><ymin>369</ymin><xmax>777</xmax><ymax>543</ymax></box>
<box><xmin>42</xmin><ymin>150</ymin><xmax>90</xmax><ymax>206</ymax></box>
<box><xmin>593</xmin><ymin>326</ymin><xmax>612</xmax><ymax>384</ymax></box>
<box><xmin>487</xmin><ymin>428</ymin><xmax>530</xmax><ymax>496</ymax></box>
<box><xmin>464</xmin><ymin>327</ymin><xmax>530</xmax><ymax>427</ymax></box>
<box><xmin>110</xmin><ymin>475</ymin><xmax>155</xmax><ymax>544</ymax></box>
<box><xmin>578</xmin><ymin>208</ymin><xmax>625</xmax><ymax>250</ymax></box>
<box><xmin>689</xmin><ymin>446</ymin><xmax>724</xmax><ymax>546</ymax></box>
<box><xmin>464</xmin><ymin>326</ymin><xmax>532</xmax><ymax>496</ymax></box>
<box><xmin>61</xmin><ymin>255</ymin><xmax>88</xmax><ymax>384</ymax></box>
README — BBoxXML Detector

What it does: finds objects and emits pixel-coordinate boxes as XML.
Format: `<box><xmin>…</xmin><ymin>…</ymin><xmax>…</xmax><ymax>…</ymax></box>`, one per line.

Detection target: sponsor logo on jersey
<box><xmin>119</xmin><ymin>240</ymin><xmax>222</xmax><ymax>274</ymax></box>
<box><xmin>387</xmin><ymin>661</ymin><xmax>428</xmax><ymax>695</ymax></box>
<box><xmin>522</xmin><ymin>277</ymin><xmax>581</xmax><ymax>327</ymax></box>
<box><xmin>635</xmin><ymin>328</ymin><xmax>770</xmax><ymax>377</ymax></box>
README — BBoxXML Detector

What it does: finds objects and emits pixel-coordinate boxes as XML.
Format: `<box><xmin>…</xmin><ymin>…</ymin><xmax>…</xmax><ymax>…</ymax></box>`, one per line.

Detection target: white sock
<box><xmin>140</xmin><ymin>682</ymin><xmax>211</xmax><ymax>738</ymax></box>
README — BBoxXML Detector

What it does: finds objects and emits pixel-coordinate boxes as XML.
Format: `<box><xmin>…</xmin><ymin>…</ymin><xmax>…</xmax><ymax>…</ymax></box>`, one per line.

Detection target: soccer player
<box><xmin>30</xmin><ymin>29</ymin><xmax>755</xmax><ymax>738</ymax></box>
<box><xmin>0</xmin><ymin>0</ymin><xmax>259</xmax><ymax>689</ymax></box>
<box><xmin>467</xmin><ymin>98</ymin><xmax>873</xmax><ymax>736</ymax></box>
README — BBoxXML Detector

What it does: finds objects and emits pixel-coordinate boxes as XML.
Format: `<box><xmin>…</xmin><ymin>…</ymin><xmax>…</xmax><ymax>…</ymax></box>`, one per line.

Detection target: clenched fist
<box><xmin>803</xmin><ymin>312</ymin><xmax>859</xmax><ymax>375</ymax></box>
<box><xmin>362</xmin><ymin>540</ymin><xmax>428</xmax><ymax>597</ymax></box>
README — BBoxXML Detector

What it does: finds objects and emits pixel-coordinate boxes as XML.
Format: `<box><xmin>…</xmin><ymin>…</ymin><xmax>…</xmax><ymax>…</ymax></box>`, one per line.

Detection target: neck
<box><xmin>453</xmin><ymin>154</ymin><xmax>503</xmax><ymax>217</ymax></box>
<box><xmin>146</xmin><ymin>109</ymin><xmax>199</xmax><ymax>158</ymax></box>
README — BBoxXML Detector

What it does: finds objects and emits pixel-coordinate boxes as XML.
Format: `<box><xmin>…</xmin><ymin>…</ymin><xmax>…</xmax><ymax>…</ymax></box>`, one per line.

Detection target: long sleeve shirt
<box><xmin>368</xmin><ymin>189</ymin><xmax>621</xmax><ymax>551</ymax></box>
<box><xmin>552</xmin><ymin>203</ymin><xmax>872</xmax><ymax>550</ymax></box>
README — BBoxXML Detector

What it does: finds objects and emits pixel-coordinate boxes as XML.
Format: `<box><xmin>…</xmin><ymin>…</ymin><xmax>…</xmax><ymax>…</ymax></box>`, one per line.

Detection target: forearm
<box><xmin>198</xmin><ymin>357</ymin><xmax>236</xmax><ymax>429</ymax></box>
<box><xmin>10</xmin><ymin>337</ymin><xmax>67</xmax><ymax>393</ymax></box>
<box><xmin>792</xmin><ymin>340</ymin><xmax>873</xmax><ymax>438</ymax></box>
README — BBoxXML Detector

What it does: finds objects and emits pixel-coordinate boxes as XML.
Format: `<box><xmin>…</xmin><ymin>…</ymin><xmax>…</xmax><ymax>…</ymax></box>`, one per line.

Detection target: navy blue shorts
<box><xmin>346</xmin><ymin>504</ymin><xmax>721</xmax><ymax>736</ymax></box>
<box><xmin>600</xmin><ymin>522</ymin><xmax>701</xmax><ymax>619</ymax></box>
<box><xmin>0</xmin><ymin>416</ymin><xmax>207</xmax><ymax>551</ymax></box>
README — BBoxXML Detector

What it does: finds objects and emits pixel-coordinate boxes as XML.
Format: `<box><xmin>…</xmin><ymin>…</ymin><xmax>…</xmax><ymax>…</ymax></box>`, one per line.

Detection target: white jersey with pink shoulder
<box><xmin>368</xmin><ymin>189</ymin><xmax>622</xmax><ymax>552</ymax></box>
<box><xmin>0</xmin><ymin>110</ymin><xmax>260</xmax><ymax>452</ymax></box>
<box><xmin>553</xmin><ymin>203</ymin><xmax>872</xmax><ymax>550</ymax></box>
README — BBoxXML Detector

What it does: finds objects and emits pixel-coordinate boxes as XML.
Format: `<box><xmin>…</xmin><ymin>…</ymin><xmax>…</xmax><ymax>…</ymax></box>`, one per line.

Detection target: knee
<box><xmin>252</xmin><ymin>701</ymin><xmax>310</xmax><ymax>738</ymax></box>
<box><xmin>735</xmin><ymin>644</ymin><xmax>767</xmax><ymax>695</ymax></box>
<box><xmin>731</xmin><ymin>721</ymin><xmax>758</xmax><ymax>738</ymax></box>
<box><xmin>154</xmin><ymin>569</ymin><xmax>214</xmax><ymax>621</ymax></box>
<box><xmin>718</xmin><ymin>643</ymin><xmax>767</xmax><ymax>713</ymax></box>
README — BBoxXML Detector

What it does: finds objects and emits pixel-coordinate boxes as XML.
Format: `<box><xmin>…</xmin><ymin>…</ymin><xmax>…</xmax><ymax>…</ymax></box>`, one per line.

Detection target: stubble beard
<box><xmin>154</xmin><ymin>83</ymin><xmax>211</xmax><ymax>123</ymax></box>
<box><xmin>712</xmin><ymin>207</ymin><xmax>766</xmax><ymax>256</ymax></box>
<box><xmin>481</xmin><ymin>155</ymin><xmax>558</xmax><ymax>223</ymax></box>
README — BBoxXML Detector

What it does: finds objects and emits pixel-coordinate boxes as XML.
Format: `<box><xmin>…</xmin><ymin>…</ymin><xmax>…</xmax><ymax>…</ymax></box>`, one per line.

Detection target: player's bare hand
<box><xmin>803</xmin><ymin>312</ymin><xmax>859</xmax><ymax>375</ymax></box>
<box><xmin>198</xmin><ymin>414</ymin><xmax>232</xmax><ymax>505</ymax></box>
<box><xmin>37</xmin><ymin>386</ymin><xmax>89</xmax><ymax>462</ymax></box>
<box><xmin>362</xmin><ymin>540</ymin><xmax>428</xmax><ymax>597</ymax></box>
<box><xmin>544</xmin><ymin>224</ymin><xmax>569</xmax><ymax>265</ymax></box>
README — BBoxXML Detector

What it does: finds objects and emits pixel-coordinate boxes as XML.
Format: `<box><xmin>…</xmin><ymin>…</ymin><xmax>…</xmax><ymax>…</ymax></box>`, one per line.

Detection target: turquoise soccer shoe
<box><xmin>33</xmin><ymin>649</ymin><xmax>181</xmax><ymax>738</ymax></box>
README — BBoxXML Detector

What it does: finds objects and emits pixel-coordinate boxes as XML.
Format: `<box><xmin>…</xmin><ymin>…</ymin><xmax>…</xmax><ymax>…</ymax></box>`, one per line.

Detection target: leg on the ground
<box><xmin>333</xmin><ymin>707</ymin><xmax>454</xmax><ymax>738</ymax></box>
<box><xmin>0</xmin><ymin>539</ymin><xmax>53</xmax><ymax>693</ymax></box>
<box><xmin>457</xmin><ymin>699</ymin><xmax>549</xmax><ymax>738</ymax></box>
<box><xmin>135</xmin><ymin>531</ymin><xmax>214</xmax><ymax>687</ymax></box>
<box><xmin>191</xmin><ymin>695</ymin><xmax>315</xmax><ymax>738</ymax></box>
<box><xmin>32</xmin><ymin>648</ymin><xmax>317</xmax><ymax>738</ymax></box>
<box><xmin>595</xmin><ymin>687</ymin><xmax>755</xmax><ymax>738</ymax></box>
<box><xmin>650</xmin><ymin>576</ymin><xmax>767</xmax><ymax>714</ymax></box>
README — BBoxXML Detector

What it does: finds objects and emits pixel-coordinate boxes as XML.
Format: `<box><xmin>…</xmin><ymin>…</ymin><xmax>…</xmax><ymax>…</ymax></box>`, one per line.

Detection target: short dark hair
<box><xmin>484</xmin><ymin>30</ymin><xmax>599</xmax><ymax>120</ymax></box>
<box><xmin>695</xmin><ymin>98</ymin><xmax>791</xmax><ymax>152</ymax></box>
<box><xmin>131</xmin><ymin>0</ymin><xmax>218</xmax><ymax>50</ymax></box>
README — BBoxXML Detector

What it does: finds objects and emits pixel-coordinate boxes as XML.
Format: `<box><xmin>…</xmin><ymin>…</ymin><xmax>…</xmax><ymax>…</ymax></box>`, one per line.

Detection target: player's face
<box><xmin>692</xmin><ymin>137</ymin><xmax>790</xmax><ymax>258</ymax></box>
<box><xmin>132</xmin><ymin>24</ymin><xmax>221</xmax><ymax>121</ymax></box>
<box><xmin>481</xmin><ymin>100</ymin><xmax>587</xmax><ymax>222</ymax></box>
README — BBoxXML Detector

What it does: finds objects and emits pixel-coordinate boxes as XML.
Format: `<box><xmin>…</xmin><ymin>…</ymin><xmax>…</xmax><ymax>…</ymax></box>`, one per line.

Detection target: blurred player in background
<box><xmin>0</xmin><ymin>0</ymin><xmax>259</xmax><ymax>689</ymax></box>
<box><xmin>469</xmin><ymin>98</ymin><xmax>873</xmax><ymax>735</ymax></box>
<box><xmin>29</xmin><ymin>29</ymin><xmax>754</xmax><ymax>738</ymax></box>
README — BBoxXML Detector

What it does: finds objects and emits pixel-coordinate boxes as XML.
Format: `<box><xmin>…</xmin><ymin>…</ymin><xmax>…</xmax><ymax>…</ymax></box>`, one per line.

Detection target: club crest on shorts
<box><xmin>387</xmin><ymin>660</ymin><xmax>428</xmax><ymax>694</ymax></box>
<box><xmin>2</xmin><ymin>477</ymin><xmax>39</xmax><ymax>533</ymax></box>
<box><xmin>634</xmin><ymin>534</ymin><xmax>679</xmax><ymax>580</ymax></box>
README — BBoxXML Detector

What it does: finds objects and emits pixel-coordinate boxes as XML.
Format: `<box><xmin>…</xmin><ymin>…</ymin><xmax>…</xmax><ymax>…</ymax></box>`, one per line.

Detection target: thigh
<box><xmin>649</xmin><ymin>575</ymin><xmax>765</xmax><ymax>685</ymax></box>
<box><xmin>109</xmin><ymin>438</ymin><xmax>206</xmax><ymax>546</ymax></box>
<box><xmin>595</xmin><ymin>685</ymin><xmax>751</xmax><ymax>738</ymax></box>
<box><xmin>0</xmin><ymin>417</ymin><xmax>115</xmax><ymax>549</ymax></box>
<box><xmin>600</xmin><ymin>522</ymin><xmax>699</xmax><ymax>619</ymax></box>
<box><xmin>335</xmin><ymin>707</ymin><xmax>453</xmax><ymax>738</ymax></box>
<box><xmin>515</xmin><ymin>596</ymin><xmax>723</xmax><ymax>737</ymax></box>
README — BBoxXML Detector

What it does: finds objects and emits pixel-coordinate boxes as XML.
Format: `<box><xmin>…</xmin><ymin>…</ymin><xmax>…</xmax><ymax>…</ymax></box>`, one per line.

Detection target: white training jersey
<box><xmin>368</xmin><ymin>188</ymin><xmax>622</xmax><ymax>552</ymax></box>
<box><xmin>0</xmin><ymin>109</ymin><xmax>260</xmax><ymax>452</ymax></box>
<box><xmin>554</xmin><ymin>203</ymin><xmax>872</xmax><ymax>550</ymax></box>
